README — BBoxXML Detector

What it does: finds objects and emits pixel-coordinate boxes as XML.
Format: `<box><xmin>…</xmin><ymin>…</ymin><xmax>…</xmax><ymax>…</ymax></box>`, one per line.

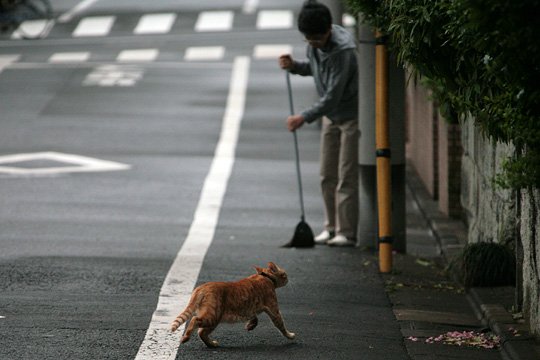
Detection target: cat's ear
<box><xmin>253</xmin><ymin>266</ymin><xmax>265</xmax><ymax>275</ymax></box>
<box><xmin>268</xmin><ymin>262</ymin><xmax>279</xmax><ymax>273</ymax></box>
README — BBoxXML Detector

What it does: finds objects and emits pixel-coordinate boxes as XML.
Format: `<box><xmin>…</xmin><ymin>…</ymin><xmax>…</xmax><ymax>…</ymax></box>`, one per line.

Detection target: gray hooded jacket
<box><xmin>291</xmin><ymin>25</ymin><xmax>358</xmax><ymax>124</ymax></box>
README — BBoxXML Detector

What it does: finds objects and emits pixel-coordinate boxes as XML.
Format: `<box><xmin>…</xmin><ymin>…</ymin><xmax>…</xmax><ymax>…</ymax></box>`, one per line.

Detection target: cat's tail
<box><xmin>170</xmin><ymin>309</ymin><xmax>192</xmax><ymax>332</ymax></box>
<box><xmin>170</xmin><ymin>292</ymin><xmax>199</xmax><ymax>332</ymax></box>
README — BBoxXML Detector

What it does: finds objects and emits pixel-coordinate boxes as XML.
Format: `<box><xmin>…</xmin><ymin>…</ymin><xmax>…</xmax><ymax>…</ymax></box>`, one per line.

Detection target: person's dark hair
<box><xmin>297</xmin><ymin>0</ymin><xmax>332</xmax><ymax>36</ymax></box>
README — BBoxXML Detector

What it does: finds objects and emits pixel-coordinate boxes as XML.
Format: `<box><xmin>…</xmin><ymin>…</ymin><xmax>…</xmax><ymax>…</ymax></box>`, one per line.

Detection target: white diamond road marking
<box><xmin>253</xmin><ymin>44</ymin><xmax>292</xmax><ymax>59</ymax></box>
<box><xmin>195</xmin><ymin>11</ymin><xmax>233</xmax><ymax>32</ymax></box>
<box><xmin>116</xmin><ymin>49</ymin><xmax>159</xmax><ymax>62</ymax></box>
<box><xmin>49</xmin><ymin>52</ymin><xmax>90</xmax><ymax>63</ymax></box>
<box><xmin>184</xmin><ymin>46</ymin><xmax>225</xmax><ymax>61</ymax></box>
<box><xmin>0</xmin><ymin>152</ymin><xmax>131</xmax><ymax>175</ymax></box>
<box><xmin>256</xmin><ymin>10</ymin><xmax>293</xmax><ymax>30</ymax></box>
<box><xmin>73</xmin><ymin>16</ymin><xmax>115</xmax><ymax>37</ymax></box>
<box><xmin>134</xmin><ymin>13</ymin><xmax>177</xmax><ymax>34</ymax></box>
<box><xmin>83</xmin><ymin>65</ymin><xmax>144</xmax><ymax>87</ymax></box>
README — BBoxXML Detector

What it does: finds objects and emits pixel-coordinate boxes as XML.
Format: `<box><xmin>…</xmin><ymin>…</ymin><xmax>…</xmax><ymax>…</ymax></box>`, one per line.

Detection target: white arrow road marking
<box><xmin>134</xmin><ymin>56</ymin><xmax>250</xmax><ymax>360</ymax></box>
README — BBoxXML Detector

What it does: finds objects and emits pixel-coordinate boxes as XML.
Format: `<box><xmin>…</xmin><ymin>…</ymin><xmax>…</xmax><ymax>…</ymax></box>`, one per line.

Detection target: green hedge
<box><xmin>347</xmin><ymin>0</ymin><xmax>539</xmax><ymax>189</ymax></box>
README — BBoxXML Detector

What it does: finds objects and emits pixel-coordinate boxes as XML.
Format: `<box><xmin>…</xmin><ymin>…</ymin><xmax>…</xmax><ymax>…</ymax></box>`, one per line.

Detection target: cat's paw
<box><xmin>245</xmin><ymin>318</ymin><xmax>258</xmax><ymax>331</ymax></box>
<box><xmin>286</xmin><ymin>331</ymin><xmax>296</xmax><ymax>340</ymax></box>
<box><xmin>181</xmin><ymin>335</ymin><xmax>191</xmax><ymax>344</ymax></box>
<box><xmin>204</xmin><ymin>340</ymin><xmax>219</xmax><ymax>348</ymax></box>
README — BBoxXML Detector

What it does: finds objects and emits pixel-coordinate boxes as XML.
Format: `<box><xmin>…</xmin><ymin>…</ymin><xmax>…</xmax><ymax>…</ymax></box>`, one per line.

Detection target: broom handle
<box><xmin>286</xmin><ymin>72</ymin><xmax>306</xmax><ymax>221</ymax></box>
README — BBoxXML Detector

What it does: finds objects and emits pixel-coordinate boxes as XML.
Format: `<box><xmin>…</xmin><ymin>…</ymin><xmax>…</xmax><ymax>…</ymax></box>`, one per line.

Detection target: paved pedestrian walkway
<box><xmin>396</xmin><ymin>166</ymin><xmax>540</xmax><ymax>360</ymax></box>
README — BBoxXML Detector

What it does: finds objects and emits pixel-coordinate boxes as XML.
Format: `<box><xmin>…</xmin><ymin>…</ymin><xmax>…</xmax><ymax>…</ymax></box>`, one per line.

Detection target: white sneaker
<box><xmin>314</xmin><ymin>230</ymin><xmax>335</xmax><ymax>244</ymax></box>
<box><xmin>327</xmin><ymin>234</ymin><xmax>356</xmax><ymax>247</ymax></box>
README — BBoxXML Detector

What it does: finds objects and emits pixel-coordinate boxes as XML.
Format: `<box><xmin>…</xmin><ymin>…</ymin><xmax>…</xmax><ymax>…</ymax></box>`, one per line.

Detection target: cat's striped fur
<box><xmin>170</xmin><ymin>262</ymin><xmax>295</xmax><ymax>348</ymax></box>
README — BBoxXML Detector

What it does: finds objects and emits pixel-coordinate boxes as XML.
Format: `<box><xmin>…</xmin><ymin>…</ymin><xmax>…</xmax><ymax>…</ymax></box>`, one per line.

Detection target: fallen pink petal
<box><xmin>419</xmin><ymin>331</ymin><xmax>500</xmax><ymax>349</ymax></box>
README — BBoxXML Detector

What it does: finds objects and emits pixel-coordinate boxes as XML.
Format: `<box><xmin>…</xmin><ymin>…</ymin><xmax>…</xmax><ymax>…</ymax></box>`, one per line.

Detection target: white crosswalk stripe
<box><xmin>253</xmin><ymin>44</ymin><xmax>292</xmax><ymax>59</ymax></box>
<box><xmin>4</xmin><ymin>10</ymin><xmax>295</xmax><ymax>40</ymax></box>
<box><xmin>134</xmin><ymin>13</ymin><xmax>177</xmax><ymax>35</ymax></box>
<box><xmin>184</xmin><ymin>46</ymin><xmax>225</xmax><ymax>61</ymax></box>
<box><xmin>1</xmin><ymin>43</ymin><xmax>297</xmax><ymax>68</ymax></box>
<box><xmin>256</xmin><ymin>10</ymin><xmax>293</xmax><ymax>30</ymax></box>
<box><xmin>195</xmin><ymin>11</ymin><xmax>234</xmax><ymax>32</ymax></box>
<box><xmin>49</xmin><ymin>52</ymin><xmax>90</xmax><ymax>63</ymax></box>
<box><xmin>117</xmin><ymin>49</ymin><xmax>159</xmax><ymax>62</ymax></box>
<box><xmin>72</xmin><ymin>16</ymin><xmax>116</xmax><ymax>37</ymax></box>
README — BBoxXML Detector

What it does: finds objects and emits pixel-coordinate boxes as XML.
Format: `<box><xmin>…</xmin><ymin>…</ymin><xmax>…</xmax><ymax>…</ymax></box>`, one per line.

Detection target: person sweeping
<box><xmin>279</xmin><ymin>0</ymin><xmax>359</xmax><ymax>247</ymax></box>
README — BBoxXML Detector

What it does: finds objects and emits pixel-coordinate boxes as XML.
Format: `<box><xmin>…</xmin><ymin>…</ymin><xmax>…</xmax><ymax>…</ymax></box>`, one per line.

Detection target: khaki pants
<box><xmin>320</xmin><ymin>117</ymin><xmax>359</xmax><ymax>239</ymax></box>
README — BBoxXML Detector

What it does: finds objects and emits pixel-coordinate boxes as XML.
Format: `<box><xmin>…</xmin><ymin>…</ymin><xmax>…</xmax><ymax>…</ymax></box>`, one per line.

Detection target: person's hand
<box><xmin>287</xmin><ymin>115</ymin><xmax>305</xmax><ymax>132</ymax></box>
<box><xmin>279</xmin><ymin>54</ymin><xmax>294</xmax><ymax>70</ymax></box>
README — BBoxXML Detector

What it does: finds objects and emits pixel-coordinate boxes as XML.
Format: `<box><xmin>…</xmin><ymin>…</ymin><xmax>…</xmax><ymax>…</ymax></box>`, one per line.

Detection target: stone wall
<box><xmin>521</xmin><ymin>188</ymin><xmax>540</xmax><ymax>336</ymax></box>
<box><xmin>460</xmin><ymin>119</ymin><xmax>517</xmax><ymax>244</ymax></box>
<box><xmin>461</xmin><ymin>119</ymin><xmax>540</xmax><ymax>336</ymax></box>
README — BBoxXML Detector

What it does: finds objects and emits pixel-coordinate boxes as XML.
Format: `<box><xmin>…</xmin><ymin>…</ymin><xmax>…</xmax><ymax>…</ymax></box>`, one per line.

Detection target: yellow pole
<box><xmin>375</xmin><ymin>31</ymin><xmax>393</xmax><ymax>273</ymax></box>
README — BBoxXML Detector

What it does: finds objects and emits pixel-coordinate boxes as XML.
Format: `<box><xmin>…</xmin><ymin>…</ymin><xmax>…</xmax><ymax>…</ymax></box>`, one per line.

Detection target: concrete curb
<box><xmin>406</xmin><ymin>165</ymin><xmax>540</xmax><ymax>360</ymax></box>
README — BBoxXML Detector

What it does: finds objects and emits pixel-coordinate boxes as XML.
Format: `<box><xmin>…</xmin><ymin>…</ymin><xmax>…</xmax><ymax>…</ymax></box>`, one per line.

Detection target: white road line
<box><xmin>58</xmin><ymin>0</ymin><xmax>100</xmax><ymax>23</ymax></box>
<box><xmin>134</xmin><ymin>13</ymin><xmax>177</xmax><ymax>35</ymax></box>
<box><xmin>253</xmin><ymin>44</ymin><xmax>293</xmax><ymax>59</ymax></box>
<box><xmin>49</xmin><ymin>52</ymin><xmax>90</xmax><ymax>63</ymax></box>
<box><xmin>117</xmin><ymin>49</ymin><xmax>159</xmax><ymax>62</ymax></box>
<box><xmin>195</xmin><ymin>11</ymin><xmax>234</xmax><ymax>32</ymax></box>
<box><xmin>184</xmin><ymin>46</ymin><xmax>225</xmax><ymax>61</ymax></box>
<box><xmin>134</xmin><ymin>55</ymin><xmax>250</xmax><ymax>360</ymax></box>
<box><xmin>73</xmin><ymin>16</ymin><xmax>115</xmax><ymax>37</ymax></box>
<box><xmin>256</xmin><ymin>10</ymin><xmax>293</xmax><ymax>30</ymax></box>
<box><xmin>242</xmin><ymin>0</ymin><xmax>259</xmax><ymax>14</ymax></box>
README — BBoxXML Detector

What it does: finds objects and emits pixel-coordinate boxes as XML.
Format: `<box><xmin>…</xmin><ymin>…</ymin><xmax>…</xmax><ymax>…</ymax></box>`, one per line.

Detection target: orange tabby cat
<box><xmin>170</xmin><ymin>262</ymin><xmax>295</xmax><ymax>348</ymax></box>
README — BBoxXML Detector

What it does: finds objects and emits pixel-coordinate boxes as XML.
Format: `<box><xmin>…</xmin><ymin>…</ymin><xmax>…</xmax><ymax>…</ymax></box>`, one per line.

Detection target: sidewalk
<box><xmin>397</xmin><ymin>165</ymin><xmax>540</xmax><ymax>359</ymax></box>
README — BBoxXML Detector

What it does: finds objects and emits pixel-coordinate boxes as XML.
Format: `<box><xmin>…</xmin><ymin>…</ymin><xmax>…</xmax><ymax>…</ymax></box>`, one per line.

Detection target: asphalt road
<box><xmin>0</xmin><ymin>1</ymin><xmax>410</xmax><ymax>359</ymax></box>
